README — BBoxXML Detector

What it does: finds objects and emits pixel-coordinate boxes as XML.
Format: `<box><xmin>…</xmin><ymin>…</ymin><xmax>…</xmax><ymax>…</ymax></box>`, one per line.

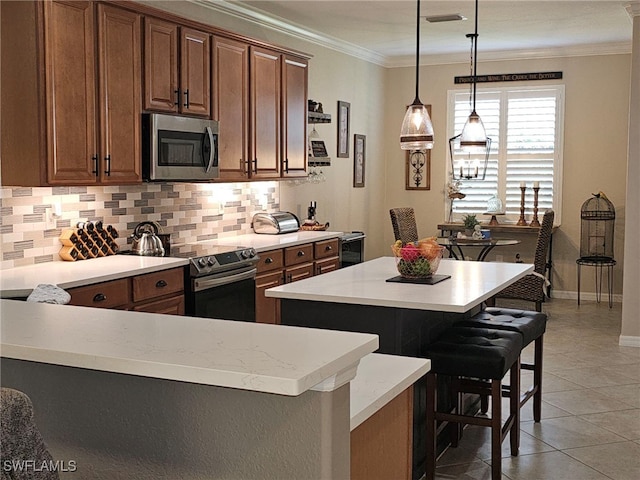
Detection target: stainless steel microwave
<box><xmin>142</xmin><ymin>113</ymin><xmax>219</xmax><ymax>181</ymax></box>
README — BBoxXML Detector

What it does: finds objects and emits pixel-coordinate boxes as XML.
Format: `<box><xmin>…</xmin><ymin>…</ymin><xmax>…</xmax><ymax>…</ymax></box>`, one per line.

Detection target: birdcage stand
<box><xmin>576</xmin><ymin>257</ymin><xmax>616</xmax><ymax>308</ymax></box>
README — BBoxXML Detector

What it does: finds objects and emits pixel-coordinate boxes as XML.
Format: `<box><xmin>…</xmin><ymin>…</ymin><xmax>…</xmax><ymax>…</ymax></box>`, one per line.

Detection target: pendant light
<box><xmin>400</xmin><ymin>0</ymin><xmax>434</xmax><ymax>150</ymax></box>
<box><xmin>459</xmin><ymin>0</ymin><xmax>487</xmax><ymax>151</ymax></box>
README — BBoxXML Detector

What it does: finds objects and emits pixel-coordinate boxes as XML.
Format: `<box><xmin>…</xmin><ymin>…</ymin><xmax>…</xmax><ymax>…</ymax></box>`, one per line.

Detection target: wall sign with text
<box><xmin>454</xmin><ymin>71</ymin><xmax>563</xmax><ymax>84</ymax></box>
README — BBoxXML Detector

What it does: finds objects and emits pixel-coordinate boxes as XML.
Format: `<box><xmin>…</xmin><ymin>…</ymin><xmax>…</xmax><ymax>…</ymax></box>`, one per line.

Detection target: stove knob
<box><xmin>241</xmin><ymin>248</ymin><xmax>255</xmax><ymax>259</ymax></box>
<box><xmin>207</xmin><ymin>257</ymin><xmax>216</xmax><ymax>266</ymax></box>
<box><xmin>197</xmin><ymin>258</ymin><xmax>207</xmax><ymax>268</ymax></box>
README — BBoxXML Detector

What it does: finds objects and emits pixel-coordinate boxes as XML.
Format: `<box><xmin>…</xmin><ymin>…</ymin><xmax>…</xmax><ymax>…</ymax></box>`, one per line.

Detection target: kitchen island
<box><xmin>266</xmin><ymin>256</ymin><xmax>533</xmax><ymax>479</ymax></box>
<box><xmin>0</xmin><ymin>298</ymin><xmax>430</xmax><ymax>479</ymax></box>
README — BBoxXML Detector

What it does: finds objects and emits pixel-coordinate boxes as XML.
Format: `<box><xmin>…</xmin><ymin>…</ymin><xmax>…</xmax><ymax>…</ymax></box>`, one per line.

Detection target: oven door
<box><xmin>188</xmin><ymin>266</ymin><xmax>256</xmax><ymax>322</ymax></box>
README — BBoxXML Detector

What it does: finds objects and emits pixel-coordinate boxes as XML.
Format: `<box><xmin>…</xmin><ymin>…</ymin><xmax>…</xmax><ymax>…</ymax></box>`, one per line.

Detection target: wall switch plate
<box><xmin>45</xmin><ymin>208</ymin><xmax>55</xmax><ymax>229</ymax></box>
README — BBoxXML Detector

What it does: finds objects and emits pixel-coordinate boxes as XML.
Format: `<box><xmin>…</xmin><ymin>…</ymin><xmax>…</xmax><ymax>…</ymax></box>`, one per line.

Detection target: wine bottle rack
<box><xmin>58</xmin><ymin>222</ymin><xmax>119</xmax><ymax>261</ymax></box>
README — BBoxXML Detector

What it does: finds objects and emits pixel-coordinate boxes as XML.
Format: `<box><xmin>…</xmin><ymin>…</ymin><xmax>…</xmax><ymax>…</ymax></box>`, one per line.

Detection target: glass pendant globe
<box><xmin>400</xmin><ymin>103</ymin><xmax>434</xmax><ymax>150</ymax></box>
<box><xmin>459</xmin><ymin>110</ymin><xmax>487</xmax><ymax>152</ymax></box>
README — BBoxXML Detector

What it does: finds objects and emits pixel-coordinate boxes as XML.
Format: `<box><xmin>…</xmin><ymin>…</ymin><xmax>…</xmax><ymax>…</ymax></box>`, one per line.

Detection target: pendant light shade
<box><xmin>400</xmin><ymin>0</ymin><xmax>434</xmax><ymax>151</ymax></box>
<box><xmin>459</xmin><ymin>110</ymin><xmax>487</xmax><ymax>151</ymax></box>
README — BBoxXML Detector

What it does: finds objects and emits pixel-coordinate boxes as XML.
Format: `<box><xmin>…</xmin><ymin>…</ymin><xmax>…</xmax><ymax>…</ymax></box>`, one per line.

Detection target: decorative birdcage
<box><xmin>579</xmin><ymin>193</ymin><xmax>615</xmax><ymax>261</ymax></box>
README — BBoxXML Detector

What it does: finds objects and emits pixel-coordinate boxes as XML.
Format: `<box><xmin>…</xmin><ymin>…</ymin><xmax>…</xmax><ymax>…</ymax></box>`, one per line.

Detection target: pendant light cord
<box><xmin>472</xmin><ymin>0</ymin><xmax>479</xmax><ymax>111</ymax></box>
<box><xmin>413</xmin><ymin>0</ymin><xmax>421</xmax><ymax>104</ymax></box>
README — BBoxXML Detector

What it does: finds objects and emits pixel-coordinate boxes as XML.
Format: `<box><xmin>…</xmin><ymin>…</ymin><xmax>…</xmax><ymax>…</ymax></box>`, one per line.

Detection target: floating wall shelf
<box><xmin>308</xmin><ymin>111</ymin><xmax>332</xmax><ymax>124</ymax></box>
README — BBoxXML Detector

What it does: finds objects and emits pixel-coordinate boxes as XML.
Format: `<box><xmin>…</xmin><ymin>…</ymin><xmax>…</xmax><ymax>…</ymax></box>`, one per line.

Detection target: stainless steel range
<box><xmin>169</xmin><ymin>243</ymin><xmax>259</xmax><ymax>322</ymax></box>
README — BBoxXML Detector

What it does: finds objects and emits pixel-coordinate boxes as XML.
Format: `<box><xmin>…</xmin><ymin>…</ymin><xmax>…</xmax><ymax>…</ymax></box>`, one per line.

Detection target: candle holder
<box><xmin>529</xmin><ymin>186</ymin><xmax>541</xmax><ymax>227</ymax></box>
<box><xmin>517</xmin><ymin>185</ymin><xmax>528</xmax><ymax>226</ymax></box>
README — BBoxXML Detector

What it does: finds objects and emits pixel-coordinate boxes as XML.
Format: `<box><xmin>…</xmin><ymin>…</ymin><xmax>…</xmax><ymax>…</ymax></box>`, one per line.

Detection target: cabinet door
<box><xmin>133</xmin><ymin>295</ymin><xmax>185</xmax><ymax>316</ymax></box>
<box><xmin>97</xmin><ymin>4</ymin><xmax>142</xmax><ymax>184</ymax></box>
<box><xmin>144</xmin><ymin>17</ymin><xmax>178</xmax><ymax>113</ymax></box>
<box><xmin>255</xmin><ymin>270</ymin><xmax>284</xmax><ymax>324</ymax></box>
<box><xmin>44</xmin><ymin>0</ymin><xmax>98</xmax><ymax>185</ymax></box>
<box><xmin>213</xmin><ymin>37</ymin><xmax>249</xmax><ymax>179</ymax></box>
<box><xmin>285</xmin><ymin>263</ymin><xmax>314</xmax><ymax>283</ymax></box>
<box><xmin>250</xmin><ymin>46</ymin><xmax>281</xmax><ymax>178</ymax></box>
<box><xmin>181</xmin><ymin>28</ymin><xmax>211</xmax><ymax>117</ymax></box>
<box><xmin>315</xmin><ymin>256</ymin><xmax>340</xmax><ymax>276</ymax></box>
<box><xmin>282</xmin><ymin>55</ymin><xmax>308</xmax><ymax>177</ymax></box>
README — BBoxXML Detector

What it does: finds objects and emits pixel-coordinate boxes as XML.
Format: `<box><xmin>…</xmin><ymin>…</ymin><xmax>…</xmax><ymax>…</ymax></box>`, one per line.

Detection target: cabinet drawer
<box><xmin>284</xmin><ymin>263</ymin><xmax>314</xmax><ymax>283</ymax></box>
<box><xmin>315</xmin><ymin>256</ymin><xmax>340</xmax><ymax>276</ymax></box>
<box><xmin>256</xmin><ymin>249</ymin><xmax>284</xmax><ymax>273</ymax></box>
<box><xmin>132</xmin><ymin>295</ymin><xmax>185</xmax><ymax>316</ymax></box>
<box><xmin>68</xmin><ymin>278</ymin><xmax>130</xmax><ymax>309</ymax></box>
<box><xmin>132</xmin><ymin>267</ymin><xmax>184</xmax><ymax>303</ymax></box>
<box><xmin>314</xmin><ymin>239</ymin><xmax>339</xmax><ymax>260</ymax></box>
<box><xmin>284</xmin><ymin>243</ymin><xmax>313</xmax><ymax>266</ymax></box>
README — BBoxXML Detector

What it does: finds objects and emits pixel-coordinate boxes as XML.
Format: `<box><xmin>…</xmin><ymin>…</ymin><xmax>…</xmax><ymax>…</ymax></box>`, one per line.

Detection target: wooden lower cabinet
<box><xmin>67</xmin><ymin>267</ymin><xmax>185</xmax><ymax>315</ymax></box>
<box><xmin>351</xmin><ymin>387</ymin><xmax>414</xmax><ymax>480</ymax></box>
<box><xmin>255</xmin><ymin>240</ymin><xmax>340</xmax><ymax>324</ymax></box>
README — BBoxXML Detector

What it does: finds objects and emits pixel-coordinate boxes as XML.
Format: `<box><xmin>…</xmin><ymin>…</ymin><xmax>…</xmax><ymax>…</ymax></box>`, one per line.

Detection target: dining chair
<box><xmin>488</xmin><ymin>210</ymin><xmax>555</xmax><ymax>312</ymax></box>
<box><xmin>389</xmin><ymin>207</ymin><xmax>419</xmax><ymax>243</ymax></box>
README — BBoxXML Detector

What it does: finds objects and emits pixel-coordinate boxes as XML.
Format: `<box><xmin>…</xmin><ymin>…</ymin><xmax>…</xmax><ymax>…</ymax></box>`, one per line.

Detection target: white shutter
<box><xmin>448</xmin><ymin>86</ymin><xmax>563</xmax><ymax>223</ymax></box>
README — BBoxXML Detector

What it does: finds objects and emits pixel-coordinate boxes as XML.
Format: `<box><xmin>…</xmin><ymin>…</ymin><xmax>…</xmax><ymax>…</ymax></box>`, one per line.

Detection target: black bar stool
<box><xmin>425</xmin><ymin>327</ymin><xmax>522</xmax><ymax>480</ymax></box>
<box><xmin>456</xmin><ymin>307</ymin><xmax>547</xmax><ymax>423</ymax></box>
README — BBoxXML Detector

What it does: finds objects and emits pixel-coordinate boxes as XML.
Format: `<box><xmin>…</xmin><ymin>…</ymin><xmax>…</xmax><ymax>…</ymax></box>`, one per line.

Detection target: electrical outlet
<box><xmin>44</xmin><ymin>208</ymin><xmax>55</xmax><ymax>229</ymax></box>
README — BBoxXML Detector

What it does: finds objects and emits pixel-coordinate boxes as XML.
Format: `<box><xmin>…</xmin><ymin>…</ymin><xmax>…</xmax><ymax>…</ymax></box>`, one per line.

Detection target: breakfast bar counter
<box><xmin>266</xmin><ymin>257</ymin><xmax>533</xmax><ymax>479</ymax></box>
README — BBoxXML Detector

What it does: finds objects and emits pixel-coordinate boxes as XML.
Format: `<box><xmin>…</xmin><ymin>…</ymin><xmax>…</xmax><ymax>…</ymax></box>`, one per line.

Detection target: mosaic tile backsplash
<box><xmin>0</xmin><ymin>182</ymin><xmax>279</xmax><ymax>269</ymax></box>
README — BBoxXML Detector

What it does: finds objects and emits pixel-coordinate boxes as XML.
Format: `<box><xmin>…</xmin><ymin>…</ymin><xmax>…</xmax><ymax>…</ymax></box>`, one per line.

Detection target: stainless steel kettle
<box><xmin>130</xmin><ymin>221</ymin><xmax>165</xmax><ymax>256</ymax></box>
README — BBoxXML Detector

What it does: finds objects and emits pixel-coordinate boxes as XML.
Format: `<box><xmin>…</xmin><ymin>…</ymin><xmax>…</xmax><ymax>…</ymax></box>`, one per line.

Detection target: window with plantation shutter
<box><xmin>447</xmin><ymin>85</ymin><xmax>564</xmax><ymax>224</ymax></box>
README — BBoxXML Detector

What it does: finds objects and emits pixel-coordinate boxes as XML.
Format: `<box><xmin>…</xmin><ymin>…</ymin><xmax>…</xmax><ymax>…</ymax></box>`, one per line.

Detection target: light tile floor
<box><xmin>434</xmin><ymin>298</ymin><xmax>640</xmax><ymax>480</ymax></box>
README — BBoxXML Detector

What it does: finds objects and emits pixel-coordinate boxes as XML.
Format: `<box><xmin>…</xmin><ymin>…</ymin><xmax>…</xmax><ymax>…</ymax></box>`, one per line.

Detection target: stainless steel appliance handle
<box><xmin>205</xmin><ymin>126</ymin><xmax>215</xmax><ymax>173</ymax></box>
<box><xmin>193</xmin><ymin>267</ymin><xmax>257</xmax><ymax>292</ymax></box>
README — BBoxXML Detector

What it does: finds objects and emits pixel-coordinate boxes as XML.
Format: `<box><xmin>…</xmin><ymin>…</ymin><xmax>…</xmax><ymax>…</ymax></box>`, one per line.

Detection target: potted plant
<box><xmin>461</xmin><ymin>214</ymin><xmax>479</xmax><ymax>236</ymax></box>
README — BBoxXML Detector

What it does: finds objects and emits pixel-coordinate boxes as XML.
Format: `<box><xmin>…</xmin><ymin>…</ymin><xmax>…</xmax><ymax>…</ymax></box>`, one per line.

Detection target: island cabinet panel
<box><xmin>213</xmin><ymin>36</ymin><xmax>250</xmax><ymax>180</ymax></box>
<box><xmin>281</xmin><ymin>55</ymin><xmax>308</xmax><ymax>177</ymax></box>
<box><xmin>351</xmin><ymin>387</ymin><xmax>413</xmax><ymax>480</ymax></box>
<box><xmin>250</xmin><ymin>46</ymin><xmax>281</xmax><ymax>179</ymax></box>
<box><xmin>144</xmin><ymin>19</ymin><xmax>210</xmax><ymax>117</ymax></box>
<box><xmin>67</xmin><ymin>267</ymin><xmax>185</xmax><ymax>315</ymax></box>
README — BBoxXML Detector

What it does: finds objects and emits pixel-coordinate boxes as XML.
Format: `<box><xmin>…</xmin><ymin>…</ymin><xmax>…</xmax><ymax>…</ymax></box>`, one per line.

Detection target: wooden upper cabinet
<box><xmin>97</xmin><ymin>4</ymin><xmax>142</xmax><ymax>184</ymax></box>
<box><xmin>144</xmin><ymin>17</ymin><xmax>178</xmax><ymax>112</ymax></box>
<box><xmin>250</xmin><ymin>46</ymin><xmax>281</xmax><ymax>179</ymax></box>
<box><xmin>181</xmin><ymin>28</ymin><xmax>211</xmax><ymax>117</ymax></box>
<box><xmin>44</xmin><ymin>0</ymin><xmax>98</xmax><ymax>184</ymax></box>
<box><xmin>144</xmin><ymin>19</ymin><xmax>210</xmax><ymax>117</ymax></box>
<box><xmin>213</xmin><ymin>36</ymin><xmax>250</xmax><ymax>180</ymax></box>
<box><xmin>282</xmin><ymin>55</ymin><xmax>308</xmax><ymax>177</ymax></box>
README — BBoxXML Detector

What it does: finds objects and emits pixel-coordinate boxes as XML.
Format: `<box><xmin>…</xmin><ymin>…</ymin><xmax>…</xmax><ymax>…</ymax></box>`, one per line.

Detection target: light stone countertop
<box><xmin>350</xmin><ymin>353</ymin><xmax>430</xmax><ymax>431</ymax></box>
<box><xmin>0</xmin><ymin>299</ymin><xmax>378</xmax><ymax>396</ymax></box>
<box><xmin>267</xmin><ymin>256</ymin><xmax>534</xmax><ymax>313</ymax></box>
<box><xmin>0</xmin><ymin>255</ymin><xmax>189</xmax><ymax>299</ymax></box>
<box><xmin>201</xmin><ymin>230</ymin><xmax>343</xmax><ymax>252</ymax></box>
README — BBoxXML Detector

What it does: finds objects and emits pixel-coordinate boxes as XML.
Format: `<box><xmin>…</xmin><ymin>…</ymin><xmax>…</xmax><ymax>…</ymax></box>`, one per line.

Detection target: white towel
<box><xmin>26</xmin><ymin>284</ymin><xmax>71</xmax><ymax>305</ymax></box>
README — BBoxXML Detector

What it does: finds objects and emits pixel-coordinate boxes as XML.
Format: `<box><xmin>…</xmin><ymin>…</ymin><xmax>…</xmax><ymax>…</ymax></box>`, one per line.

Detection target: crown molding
<box><xmin>626</xmin><ymin>2</ymin><xmax>640</xmax><ymax>17</ymax></box>
<box><xmin>189</xmin><ymin>0</ymin><xmax>633</xmax><ymax>69</ymax></box>
<box><xmin>190</xmin><ymin>0</ymin><xmax>387</xmax><ymax>66</ymax></box>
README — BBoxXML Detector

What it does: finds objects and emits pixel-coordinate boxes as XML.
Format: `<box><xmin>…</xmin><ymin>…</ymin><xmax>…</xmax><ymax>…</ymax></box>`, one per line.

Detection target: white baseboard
<box><xmin>551</xmin><ymin>290</ymin><xmax>623</xmax><ymax>304</ymax></box>
<box><xmin>619</xmin><ymin>336</ymin><xmax>640</xmax><ymax>348</ymax></box>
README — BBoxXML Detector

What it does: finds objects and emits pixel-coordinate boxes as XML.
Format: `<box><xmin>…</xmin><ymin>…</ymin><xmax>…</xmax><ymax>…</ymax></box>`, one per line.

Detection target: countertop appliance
<box><xmin>252</xmin><ymin>212</ymin><xmax>300</xmax><ymax>235</ymax></box>
<box><xmin>142</xmin><ymin>113</ymin><xmax>219</xmax><ymax>181</ymax></box>
<box><xmin>170</xmin><ymin>243</ymin><xmax>259</xmax><ymax>322</ymax></box>
<box><xmin>130</xmin><ymin>221</ymin><xmax>165</xmax><ymax>256</ymax></box>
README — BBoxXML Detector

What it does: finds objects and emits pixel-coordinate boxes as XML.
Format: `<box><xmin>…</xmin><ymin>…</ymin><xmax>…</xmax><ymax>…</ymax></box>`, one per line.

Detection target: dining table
<box><xmin>437</xmin><ymin>236</ymin><xmax>521</xmax><ymax>261</ymax></box>
<box><xmin>266</xmin><ymin>257</ymin><xmax>533</xmax><ymax>480</ymax></box>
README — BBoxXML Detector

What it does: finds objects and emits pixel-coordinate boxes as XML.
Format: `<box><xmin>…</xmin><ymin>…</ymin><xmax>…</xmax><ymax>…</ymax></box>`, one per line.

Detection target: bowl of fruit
<box><xmin>391</xmin><ymin>237</ymin><xmax>445</xmax><ymax>279</ymax></box>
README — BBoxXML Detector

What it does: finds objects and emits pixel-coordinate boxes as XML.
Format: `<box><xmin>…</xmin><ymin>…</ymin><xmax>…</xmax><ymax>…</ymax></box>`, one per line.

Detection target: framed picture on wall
<box><xmin>353</xmin><ymin>134</ymin><xmax>365</xmax><ymax>188</ymax></box>
<box><xmin>405</xmin><ymin>104</ymin><xmax>431</xmax><ymax>190</ymax></box>
<box><xmin>337</xmin><ymin>101</ymin><xmax>350</xmax><ymax>158</ymax></box>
